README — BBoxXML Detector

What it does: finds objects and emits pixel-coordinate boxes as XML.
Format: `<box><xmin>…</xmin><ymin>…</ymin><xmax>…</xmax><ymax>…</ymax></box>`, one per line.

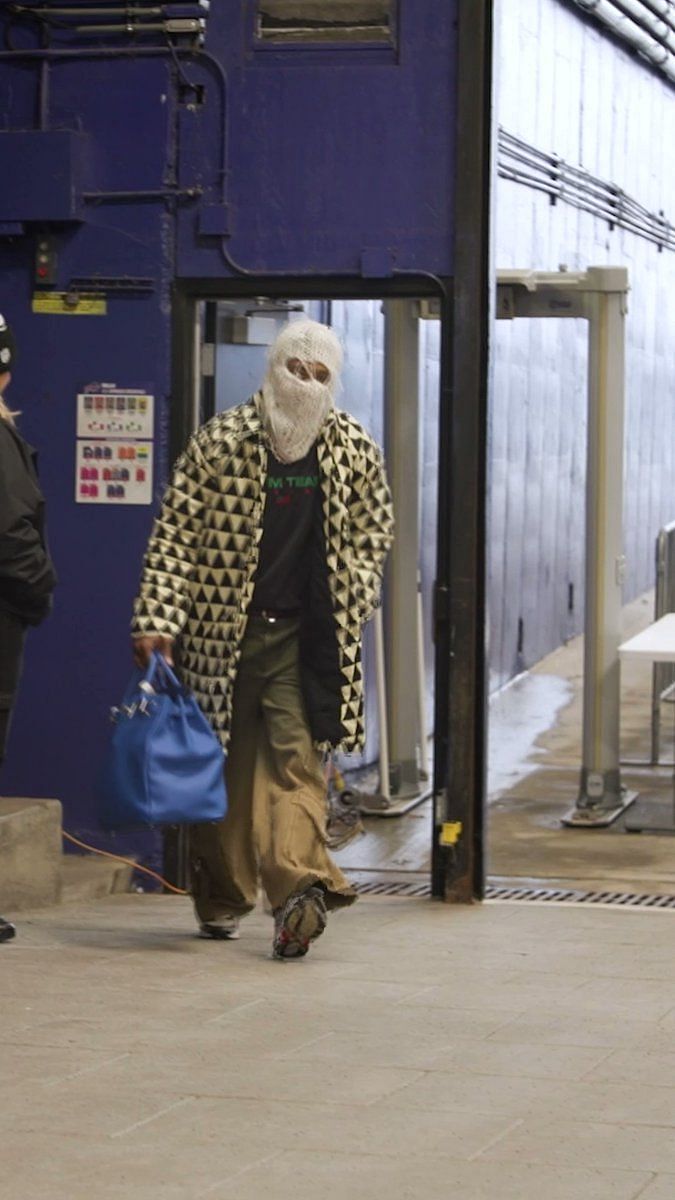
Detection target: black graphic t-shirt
<box><xmin>251</xmin><ymin>444</ymin><xmax>319</xmax><ymax>612</ymax></box>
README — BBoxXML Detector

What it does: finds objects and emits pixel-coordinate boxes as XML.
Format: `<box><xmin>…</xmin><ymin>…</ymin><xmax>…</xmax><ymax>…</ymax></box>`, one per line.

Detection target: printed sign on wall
<box><xmin>76</xmin><ymin>441</ymin><xmax>153</xmax><ymax>505</ymax></box>
<box><xmin>76</xmin><ymin>389</ymin><xmax>154</xmax><ymax>439</ymax></box>
<box><xmin>75</xmin><ymin>385</ymin><xmax>154</xmax><ymax>506</ymax></box>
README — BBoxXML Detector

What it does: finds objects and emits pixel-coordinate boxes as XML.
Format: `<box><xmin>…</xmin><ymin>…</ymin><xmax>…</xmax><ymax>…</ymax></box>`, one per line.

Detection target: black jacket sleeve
<box><xmin>0</xmin><ymin>421</ymin><xmax>57</xmax><ymax>626</ymax></box>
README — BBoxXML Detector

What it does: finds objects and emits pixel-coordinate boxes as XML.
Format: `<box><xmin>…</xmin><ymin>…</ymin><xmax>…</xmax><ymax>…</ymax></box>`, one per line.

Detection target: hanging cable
<box><xmin>62</xmin><ymin>830</ymin><xmax>188</xmax><ymax>895</ymax></box>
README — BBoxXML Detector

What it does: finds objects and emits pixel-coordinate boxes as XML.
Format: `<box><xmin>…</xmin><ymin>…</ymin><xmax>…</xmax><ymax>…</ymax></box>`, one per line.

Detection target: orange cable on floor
<box><xmin>62</xmin><ymin>830</ymin><xmax>188</xmax><ymax>895</ymax></box>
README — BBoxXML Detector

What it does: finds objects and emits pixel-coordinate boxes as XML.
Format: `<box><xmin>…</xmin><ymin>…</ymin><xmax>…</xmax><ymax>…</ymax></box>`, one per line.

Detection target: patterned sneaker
<box><xmin>326</xmin><ymin>790</ymin><xmax>365</xmax><ymax>850</ymax></box>
<box><xmin>273</xmin><ymin>886</ymin><xmax>327</xmax><ymax>960</ymax></box>
<box><xmin>198</xmin><ymin>916</ymin><xmax>241</xmax><ymax>940</ymax></box>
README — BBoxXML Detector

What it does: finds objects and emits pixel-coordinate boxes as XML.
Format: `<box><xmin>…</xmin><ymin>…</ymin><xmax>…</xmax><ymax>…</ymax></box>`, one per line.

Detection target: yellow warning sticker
<box><xmin>32</xmin><ymin>292</ymin><xmax>107</xmax><ymax>316</ymax></box>
<box><xmin>440</xmin><ymin>821</ymin><xmax>463</xmax><ymax>846</ymax></box>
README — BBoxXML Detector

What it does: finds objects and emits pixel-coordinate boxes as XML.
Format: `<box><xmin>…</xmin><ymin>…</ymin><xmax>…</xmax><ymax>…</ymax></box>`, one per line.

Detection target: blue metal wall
<box><xmin>0</xmin><ymin>4</ymin><xmax>457</xmax><ymax>848</ymax></box>
<box><xmin>176</xmin><ymin>5</ymin><xmax>456</xmax><ymax>278</ymax></box>
<box><xmin>0</xmin><ymin>54</ymin><xmax>174</xmax><ymax>863</ymax></box>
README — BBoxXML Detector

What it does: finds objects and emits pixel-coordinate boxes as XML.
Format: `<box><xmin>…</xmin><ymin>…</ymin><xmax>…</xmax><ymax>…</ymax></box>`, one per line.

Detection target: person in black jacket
<box><xmin>0</xmin><ymin>315</ymin><xmax>56</xmax><ymax>942</ymax></box>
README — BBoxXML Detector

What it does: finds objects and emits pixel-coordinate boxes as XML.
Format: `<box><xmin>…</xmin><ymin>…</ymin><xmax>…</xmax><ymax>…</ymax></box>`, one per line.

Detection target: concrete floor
<box><xmin>336</xmin><ymin>590</ymin><xmax>675</xmax><ymax>897</ymax></box>
<box><xmin>6</xmin><ymin>891</ymin><xmax>675</xmax><ymax>1200</ymax></box>
<box><xmin>6</xmin><ymin>592</ymin><xmax>675</xmax><ymax>1198</ymax></box>
<box><xmin>488</xmin><ymin>590</ymin><xmax>675</xmax><ymax>894</ymax></box>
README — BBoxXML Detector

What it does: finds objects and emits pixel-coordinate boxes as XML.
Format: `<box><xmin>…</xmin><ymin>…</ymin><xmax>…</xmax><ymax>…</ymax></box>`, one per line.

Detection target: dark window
<box><xmin>256</xmin><ymin>0</ymin><xmax>396</xmax><ymax>45</ymax></box>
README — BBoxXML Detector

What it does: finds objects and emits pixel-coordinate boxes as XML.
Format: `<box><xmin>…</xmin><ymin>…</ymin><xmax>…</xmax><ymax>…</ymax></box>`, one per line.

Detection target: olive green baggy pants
<box><xmin>190</xmin><ymin>615</ymin><xmax>357</xmax><ymax>921</ymax></box>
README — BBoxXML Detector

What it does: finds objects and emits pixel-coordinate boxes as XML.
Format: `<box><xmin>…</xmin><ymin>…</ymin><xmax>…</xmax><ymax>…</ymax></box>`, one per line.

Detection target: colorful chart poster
<box><xmin>76</xmin><ymin>389</ymin><xmax>154</xmax><ymax>440</ymax></box>
<box><xmin>75</xmin><ymin>386</ymin><xmax>155</xmax><ymax>506</ymax></box>
<box><xmin>76</xmin><ymin>441</ymin><xmax>153</xmax><ymax>505</ymax></box>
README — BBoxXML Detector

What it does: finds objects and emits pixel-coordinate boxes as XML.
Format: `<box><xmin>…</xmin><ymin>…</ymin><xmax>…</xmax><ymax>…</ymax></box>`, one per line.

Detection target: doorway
<box><xmin>168</xmin><ymin>277</ymin><xmax>475</xmax><ymax>899</ymax></box>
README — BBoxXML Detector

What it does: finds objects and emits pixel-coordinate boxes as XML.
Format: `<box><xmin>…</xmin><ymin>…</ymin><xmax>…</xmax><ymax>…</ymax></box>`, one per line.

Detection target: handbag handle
<box><xmin>144</xmin><ymin>651</ymin><xmax>183</xmax><ymax>696</ymax></box>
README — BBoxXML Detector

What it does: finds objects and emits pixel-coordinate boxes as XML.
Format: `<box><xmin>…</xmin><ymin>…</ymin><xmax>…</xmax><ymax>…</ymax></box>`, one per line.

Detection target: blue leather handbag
<box><xmin>99</xmin><ymin>653</ymin><xmax>227</xmax><ymax>830</ymax></box>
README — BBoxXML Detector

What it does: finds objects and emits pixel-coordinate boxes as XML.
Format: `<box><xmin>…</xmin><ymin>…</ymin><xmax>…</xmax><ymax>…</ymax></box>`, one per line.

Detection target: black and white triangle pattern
<box><xmin>132</xmin><ymin>397</ymin><xmax>394</xmax><ymax>753</ymax></box>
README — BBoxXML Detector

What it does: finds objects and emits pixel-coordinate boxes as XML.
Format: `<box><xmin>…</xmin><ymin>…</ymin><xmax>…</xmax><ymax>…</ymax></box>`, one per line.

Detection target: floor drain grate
<box><xmin>485</xmin><ymin>885</ymin><xmax>675</xmax><ymax>908</ymax></box>
<box><xmin>352</xmin><ymin>879</ymin><xmax>675</xmax><ymax>908</ymax></box>
<box><xmin>352</xmin><ymin>879</ymin><xmax>432</xmax><ymax>897</ymax></box>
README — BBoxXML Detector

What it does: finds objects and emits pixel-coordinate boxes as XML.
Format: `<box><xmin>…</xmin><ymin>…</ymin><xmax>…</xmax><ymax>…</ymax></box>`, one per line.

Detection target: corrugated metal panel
<box><xmin>490</xmin><ymin>0</ymin><xmax>675</xmax><ymax>690</ymax></box>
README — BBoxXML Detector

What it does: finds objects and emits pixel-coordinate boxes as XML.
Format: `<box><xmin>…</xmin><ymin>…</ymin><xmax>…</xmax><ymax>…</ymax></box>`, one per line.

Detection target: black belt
<box><xmin>248</xmin><ymin>607</ymin><xmax>300</xmax><ymax>623</ymax></box>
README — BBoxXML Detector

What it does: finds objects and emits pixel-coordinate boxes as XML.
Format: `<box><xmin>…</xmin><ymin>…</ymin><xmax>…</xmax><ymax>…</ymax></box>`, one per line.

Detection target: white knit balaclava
<box><xmin>259</xmin><ymin>319</ymin><xmax>343</xmax><ymax>463</ymax></box>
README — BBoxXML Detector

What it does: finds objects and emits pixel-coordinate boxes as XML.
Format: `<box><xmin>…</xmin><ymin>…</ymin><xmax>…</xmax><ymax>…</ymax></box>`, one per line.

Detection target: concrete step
<box><xmin>0</xmin><ymin>797</ymin><xmax>134</xmax><ymax>912</ymax></box>
<box><xmin>60</xmin><ymin>853</ymin><xmax>135</xmax><ymax>904</ymax></box>
<box><xmin>0</xmin><ymin>797</ymin><xmax>62</xmax><ymax>911</ymax></box>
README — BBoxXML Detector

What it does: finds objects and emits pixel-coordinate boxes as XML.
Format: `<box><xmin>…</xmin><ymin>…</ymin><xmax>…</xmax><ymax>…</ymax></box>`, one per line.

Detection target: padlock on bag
<box><xmin>98</xmin><ymin>652</ymin><xmax>227</xmax><ymax>830</ymax></box>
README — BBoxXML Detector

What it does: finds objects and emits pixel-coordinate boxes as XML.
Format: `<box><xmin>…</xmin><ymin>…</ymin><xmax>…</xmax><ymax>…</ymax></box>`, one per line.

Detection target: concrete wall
<box><xmin>490</xmin><ymin>0</ymin><xmax>675</xmax><ymax>689</ymax></box>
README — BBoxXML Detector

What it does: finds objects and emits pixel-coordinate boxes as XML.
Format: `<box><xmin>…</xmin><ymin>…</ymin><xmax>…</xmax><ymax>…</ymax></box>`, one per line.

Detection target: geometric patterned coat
<box><xmin>132</xmin><ymin>395</ymin><xmax>394</xmax><ymax>754</ymax></box>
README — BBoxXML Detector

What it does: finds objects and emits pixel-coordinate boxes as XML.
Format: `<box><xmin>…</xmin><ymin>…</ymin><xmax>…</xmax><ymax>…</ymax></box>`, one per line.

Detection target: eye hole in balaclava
<box><xmin>286</xmin><ymin>357</ymin><xmax>331</xmax><ymax>385</ymax></box>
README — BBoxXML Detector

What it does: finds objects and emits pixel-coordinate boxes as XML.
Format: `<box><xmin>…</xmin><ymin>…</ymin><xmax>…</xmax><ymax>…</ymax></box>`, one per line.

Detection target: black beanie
<box><xmin>0</xmin><ymin>314</ymin><xmax>16</xmax><ymax>372</ymax></box>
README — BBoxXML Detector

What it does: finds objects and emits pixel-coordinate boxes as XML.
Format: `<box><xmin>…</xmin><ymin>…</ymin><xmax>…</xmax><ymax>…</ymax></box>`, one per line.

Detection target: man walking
<box><xmin>132</xmin><ymin>319</ymin><xmax>393</xmax><ymax>958</ymax></box>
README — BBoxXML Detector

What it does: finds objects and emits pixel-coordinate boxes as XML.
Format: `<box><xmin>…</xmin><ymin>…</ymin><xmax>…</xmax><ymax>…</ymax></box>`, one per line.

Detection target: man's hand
<box><xmin>132</xmin><ymin>635</ymin><xmax>175</xmax><ymax>668</ymax></box>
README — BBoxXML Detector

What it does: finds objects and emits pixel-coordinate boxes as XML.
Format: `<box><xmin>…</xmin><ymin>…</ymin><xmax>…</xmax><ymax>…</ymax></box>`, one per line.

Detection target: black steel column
<box><xmin>432</xmin><ymin>0</ymin><xmax>494</xmax><ymax>902</ymax></box>
<box><xmin>164</xmin><ymin>286</ymin><xmax>200</xmax><ymax>890</ymax></box>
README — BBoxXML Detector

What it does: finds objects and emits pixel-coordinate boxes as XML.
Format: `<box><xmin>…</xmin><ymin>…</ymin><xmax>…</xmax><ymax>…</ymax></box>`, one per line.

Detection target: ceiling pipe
<box><xmin>569</xmin><ymin>0</ymin><xmax>675</xmax><ymax>82</ymax></box>
<box><xmin>498</xmin><ymin>127</ymin><xmax>675</xmax><ymax>252</ymax></box>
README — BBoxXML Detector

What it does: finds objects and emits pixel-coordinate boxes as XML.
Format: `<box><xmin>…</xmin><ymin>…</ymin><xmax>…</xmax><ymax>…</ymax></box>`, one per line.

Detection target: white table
<box><xmin>619</xmin><ymin>614</ymin><xmax>675</xmax><ymax>662</ymax></box>
<box><xmin>619</xmin><ymin>615</ymin><xmax>675</xmax><ymax>832</ymax></box>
